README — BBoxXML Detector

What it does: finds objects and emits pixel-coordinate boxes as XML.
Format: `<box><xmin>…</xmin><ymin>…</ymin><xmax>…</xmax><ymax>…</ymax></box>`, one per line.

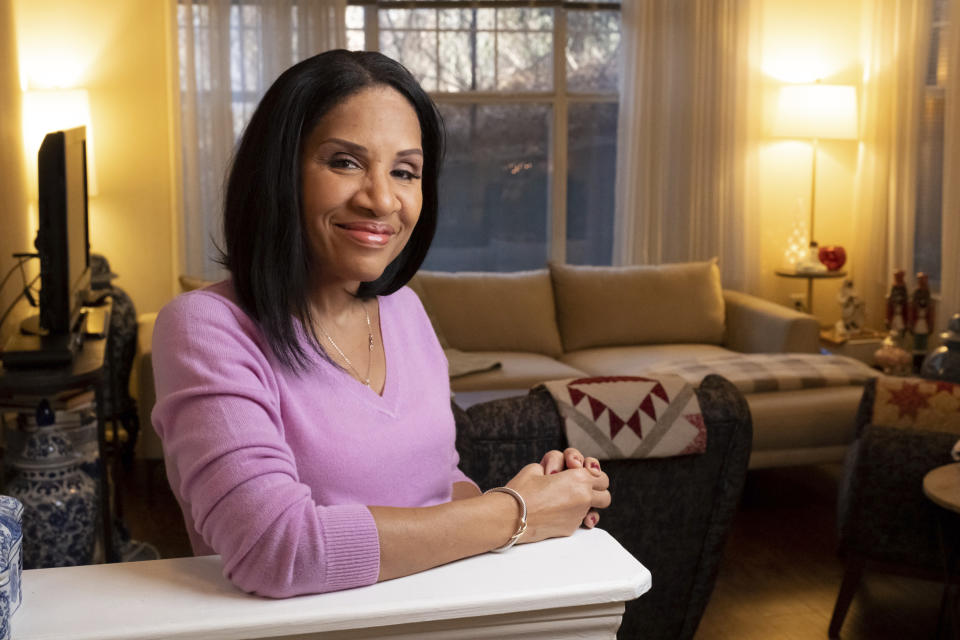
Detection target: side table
<box><xmin>775</xmin><ymin>269</ymin><xmax>846</xmax><ymax>315</ymax></box>
<box><xmin>923</xmin><ymin>463</ymin><xmax>960</xmax><ymax>639</ymax></box>
<box><xmin>819</xmin><ymin>328</ymin><xmax>886</xmax><ymax>366</ymax></box>
<box><xmin>0</xmin><ymin>308</ymin><xmax>116</xmax><ymax>564</ymax></box>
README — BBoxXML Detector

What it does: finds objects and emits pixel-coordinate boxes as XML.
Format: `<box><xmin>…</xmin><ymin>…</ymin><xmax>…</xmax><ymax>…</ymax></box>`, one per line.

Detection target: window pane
<box><xmin>346</xmin><ymin>29</ymin><xmax>365</xmax><ymax>52</ymax></box>
<box><xmin>497</xmin><ymin>32</ymin><xmax>553</xmax><ymax>91</ymax></box>
<box><xmin>496</xmin><ymin>8</ymin><xmax>553</xmax><ymax>32</ymax></box>
<box><xmin>425</xmin><ymin>103</ymin><xmax>551</xmax><ymax>271</ymax></box>
<box><xmin>567</xmin><ymin>10</ymin><xmax>621</xmax><ymax>93</ymax></box>
<box><xmin>914</xmin><ymin>91</ymin><xmax>943</xmax><ymax>287</ymax></box>
<box><xmin>438</xmin><ymin>31</ymin><xmax>494</xmax><ymax>92</ymax></box>
<box><xmin>379</xmin><ymin>8</ymin><xmax>436</xmax><ymax>29</ymax></box>
<box><xmin>380</xmin><ymin>30</ymin><xmax>438</xmax><ymax>91</ymax></box>
<box><xmin>438</xmin><ymin>8</ymin><xmax>494</xmax><ymax>30</ymax></box>
<box><xmin>566</xmin><ymin>102</ymin><xmax>618</xmax><ymax>265</ymax></box>
<box><xmin>346</xmin><ymin>5</ymin><xmax>364</xmax><ymax>30</ymax></box>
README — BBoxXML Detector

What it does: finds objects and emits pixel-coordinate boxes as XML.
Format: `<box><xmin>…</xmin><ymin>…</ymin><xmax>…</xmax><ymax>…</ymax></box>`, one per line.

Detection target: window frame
<box><xmin>913</xmin><ymin>0</ymin><xmax>948</xmax><ymax>292</ymax></box>
<box><xmin>349</xmin><ymin>0</ymin><xmax>620</xmax><ymax>265</ymax></box>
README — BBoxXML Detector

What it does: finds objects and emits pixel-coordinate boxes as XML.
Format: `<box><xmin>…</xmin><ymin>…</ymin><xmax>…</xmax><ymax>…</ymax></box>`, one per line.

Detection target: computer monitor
<box><xmin>35</xmin><ymin>126</ymin><xmax>91</xmax><ymax>335</ymax></box>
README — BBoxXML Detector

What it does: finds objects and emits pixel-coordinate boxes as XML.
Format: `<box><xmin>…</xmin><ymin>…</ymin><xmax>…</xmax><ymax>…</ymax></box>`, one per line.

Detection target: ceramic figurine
<box><xmin>909</xmin><ymin>272</ymin><xmax>935</xmax><ymax>352</ymax></box>
<box><xmin>885</xmin><ymin>270</ymin><xmax>908</xmax><ymax>336</ymax></box>
<box><xmin>922</xmin><ymin>313</ymin><xmax>960</xmax><ymax>384</ymax></box>
<box><xmin>874</xmin><ymin>332</ymin><xmax>912</xmax><ymax>376</ymax></box>
<box><xmin>837</xmin><ymin>279</ymin><xmax>866</xmax><ymax>334</ymax></box>
<box><xmin>6</xmin><ymin>431</ymin><xmax>97</xmax><ymax>569</ymax></box>
<box><xmin>796</xmin><ymin>241</ymin><xmax>828</xmax><ymax>274</ymax></box>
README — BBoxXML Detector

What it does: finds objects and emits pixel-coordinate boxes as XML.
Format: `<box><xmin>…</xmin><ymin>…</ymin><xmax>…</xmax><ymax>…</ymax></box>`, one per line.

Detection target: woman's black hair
<box><xmin>221</xmin><ymin>50</ymin><xmax>444</xmax><ymax>371</ymax></box>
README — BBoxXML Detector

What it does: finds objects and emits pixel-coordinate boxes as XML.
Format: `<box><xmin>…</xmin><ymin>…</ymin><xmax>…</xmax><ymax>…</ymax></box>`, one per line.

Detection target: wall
<box><xmin>756</xmin><ymin>0</ymin><xmax>862</xmax><ymax>330</ymax></box>
<box><xmin>12</xmin><ymin>0</ymin><xmax>180</xmax><ymax>318</ymax></box>
<box><xmin>0</xmin><ymin>0</ymin><xmax>31</xmax><ymax>347</ymax></box>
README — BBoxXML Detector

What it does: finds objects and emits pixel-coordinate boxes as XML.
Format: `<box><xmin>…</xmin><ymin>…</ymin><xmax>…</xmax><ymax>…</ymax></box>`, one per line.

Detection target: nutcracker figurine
<box><xmin>886</xmin><ymin>269</ymin><xmax>908</xmax><ymax>337</ymax></box>
<box><xmin>909</xmin><ymin>271</ymin><xmax>935</xmax><ymax>353</ymax></box>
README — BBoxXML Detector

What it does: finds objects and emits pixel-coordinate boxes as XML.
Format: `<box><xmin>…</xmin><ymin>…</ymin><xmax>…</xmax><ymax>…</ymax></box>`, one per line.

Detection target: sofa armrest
<box><xmin>722</xmin><ymin>289</ymin><xmax>820</xmax><ymax>354</ymax></box>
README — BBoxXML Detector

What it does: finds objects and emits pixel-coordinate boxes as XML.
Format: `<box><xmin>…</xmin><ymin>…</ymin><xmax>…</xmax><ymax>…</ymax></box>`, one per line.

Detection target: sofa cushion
<box><xmin>448</xmin><ymin>352</ymin><xmax>586</xmax><ymax>392</ymax></box>
<box><xmin>550</xmin><ymin>260</ymin><xmax>725</xmax><ymax>351</ymax></box>
<box><xmin>412</xmin><ymin>270</ymin><xmax>564</xmax><ymax>357</ymax></box>
<box><xmin>560</xmin><ymin>344</ymin><xmax>736</xmax><ymax>376</ymax></box>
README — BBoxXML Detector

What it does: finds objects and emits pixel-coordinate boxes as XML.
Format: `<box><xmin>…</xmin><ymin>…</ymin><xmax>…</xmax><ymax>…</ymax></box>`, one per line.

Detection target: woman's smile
<box><xmin>335</xmin><ymin>220</ymin><xmax>397</xmax><ymax>247</ymax></box>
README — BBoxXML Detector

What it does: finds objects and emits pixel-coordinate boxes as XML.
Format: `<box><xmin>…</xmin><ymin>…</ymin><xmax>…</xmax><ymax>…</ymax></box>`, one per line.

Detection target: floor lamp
<box><xmin>770</xmin><ymin>82</ymin><xmax>858</xmax><ymax>247</ymax></box>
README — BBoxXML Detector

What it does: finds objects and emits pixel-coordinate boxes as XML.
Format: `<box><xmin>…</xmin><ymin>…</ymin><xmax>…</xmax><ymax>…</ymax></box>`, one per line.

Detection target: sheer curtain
<box><xmin>851</xmin><ymin>0</ymin><xmax>932</xmax><ymax>330</ymax></box>
<box><xmin>941</xmin><ymin>0</ymin><xmax>960</xmax><ymax>335</ymax></box>
<box><xmin>176</xmin><ymin>0</ymin><xmax>346</xmax><ymax>280</ymax></box>
<box><xmin>613</xmin><ymin>0</ymin><xmax>761</xmax><ymax>293</ymax></box>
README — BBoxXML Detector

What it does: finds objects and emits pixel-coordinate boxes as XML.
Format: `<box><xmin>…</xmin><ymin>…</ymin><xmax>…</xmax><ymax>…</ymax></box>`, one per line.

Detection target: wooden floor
<box><xmin>695</xmin><ymin>464</ymin><xmax>944</xmax><ymax>640</ymax></box>
<box><xmin>118</xmin><ymin>461</ymin><xmax>947</xmax><ymax>640</ymax></box>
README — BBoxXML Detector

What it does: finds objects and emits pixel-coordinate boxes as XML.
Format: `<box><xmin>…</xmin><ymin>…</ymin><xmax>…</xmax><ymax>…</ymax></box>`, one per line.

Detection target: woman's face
<box><xmin>300</xmin><ymin>85</ymin><xmax>424</xmax><ymax>289</ymax></box>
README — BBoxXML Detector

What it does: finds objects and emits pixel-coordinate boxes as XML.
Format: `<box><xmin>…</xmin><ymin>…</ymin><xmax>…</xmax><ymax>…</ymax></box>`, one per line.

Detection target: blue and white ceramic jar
<box><xmin>16</xmin><ymin>410</ymin><xmax>99</xmax><ymax>482</ymax></box>
<box><xmin>922</xmin><ymin>313</ymin><xmax>960</xmax><ymax>384</ymax></box>
<box><xmin>0</xmin><ymin>564</ymin><xmax>9</xmax><ymax>640</ymax></box>
<box><xmin>7</xmin><ymin>431</ymin><xmax>97</xmax><ymax>569</ymax></box>
<box><xmin>0</xmin><ymin>496</ymin><xmax>23</xmax><ymax>616</ymax></box>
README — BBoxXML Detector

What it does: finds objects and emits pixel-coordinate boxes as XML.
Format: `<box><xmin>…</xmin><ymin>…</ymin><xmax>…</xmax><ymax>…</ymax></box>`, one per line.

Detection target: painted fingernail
<box><xmin>589</xmin><ymin>514</ymin><xmax>598</xmax><ymax>525</ymax></box>
<box><xmin>589</xmin><ymin>462</ymin><xmax>600</xmax><ymax>470</ymax></box>
<box><xmin>550</xmin><ymin>470</ymin><xmax>559</xmax><ymax>474</ymax></box>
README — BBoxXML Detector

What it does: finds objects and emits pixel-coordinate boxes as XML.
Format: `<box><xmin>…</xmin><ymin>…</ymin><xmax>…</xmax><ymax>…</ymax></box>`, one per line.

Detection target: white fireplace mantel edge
<box><xmin>16</xmin><ymin>528</ymin><xmax>650</xmax><ymax>640</ymax></box>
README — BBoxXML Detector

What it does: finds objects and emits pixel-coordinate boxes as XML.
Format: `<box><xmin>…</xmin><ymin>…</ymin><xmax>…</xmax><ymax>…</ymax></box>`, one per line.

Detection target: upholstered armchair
<box><xmin>453</xmin><ymin>374</ymin><xmax>753</xmax><ymax>640</ymax></box>
<box><xmin>830</xmin><ymin>376</ymin><xmax>960</xmax><ymax>638</ymax></box>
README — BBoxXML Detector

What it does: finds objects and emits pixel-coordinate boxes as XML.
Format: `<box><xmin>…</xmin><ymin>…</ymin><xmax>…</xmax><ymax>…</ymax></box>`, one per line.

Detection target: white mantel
<box><xmin>15</xmin><ymin>528</ymin><xmax>650</xmax><ymax>640</ymax></box>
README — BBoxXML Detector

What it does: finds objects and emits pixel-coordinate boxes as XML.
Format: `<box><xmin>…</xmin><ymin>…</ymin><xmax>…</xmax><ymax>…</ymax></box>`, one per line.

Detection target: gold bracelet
<box><xmin>484</xmin><ymin>486</ymin><xmax>528</xmax><ymax>552</ymax></box>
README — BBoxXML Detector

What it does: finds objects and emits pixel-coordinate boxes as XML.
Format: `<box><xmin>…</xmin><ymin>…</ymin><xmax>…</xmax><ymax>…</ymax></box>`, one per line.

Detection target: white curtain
<box><xmin>613</xmin><ymin>0</ymin><xmax>761</xmax><ymax>294</ymax></box>
<box><xmin>851</xmin><ymin>0</ymin><xmax>932</xmax><ymax>331</ymax></box>
<box><xmin>176</xmin><ymin>0</ymin><xmax>346</xmax><ymax>280</ymax></box>
<box><xmin>941</xmin><ymin>0</ymin><xmax>960</xmax><ymax>333</ymax></box>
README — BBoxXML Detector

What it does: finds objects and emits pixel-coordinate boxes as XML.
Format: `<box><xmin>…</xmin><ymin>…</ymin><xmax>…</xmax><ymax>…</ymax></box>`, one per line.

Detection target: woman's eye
<box><xmin>329</xmin><ymin>156</ymin><xmax>360</xmax><ymax>170</ymax></box>
<box><xmin>392</xmin><ymin>169</ymin><xmax>422</xmax><ymax>181</ymax></box>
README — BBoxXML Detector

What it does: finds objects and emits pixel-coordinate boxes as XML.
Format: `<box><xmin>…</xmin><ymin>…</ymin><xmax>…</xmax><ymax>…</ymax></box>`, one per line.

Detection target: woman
<box><xmin>152</xmin><ymin>50</ymin><xmax>610</xmax><ymax>598</ymax></box>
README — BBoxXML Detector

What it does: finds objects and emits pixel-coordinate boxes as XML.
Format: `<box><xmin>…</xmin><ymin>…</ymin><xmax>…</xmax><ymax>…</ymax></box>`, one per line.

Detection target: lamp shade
<box><xmin>770</xmin><ymin>84</ymin><xmax>858</xmax><ymax>140</ymax></box>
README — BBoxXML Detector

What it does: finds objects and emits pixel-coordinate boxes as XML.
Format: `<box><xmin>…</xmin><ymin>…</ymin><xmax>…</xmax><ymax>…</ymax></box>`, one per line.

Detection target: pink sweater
<box><xmin>151</xmin><ymin>281</ymin><xmax>473</xmax><ymax>597</ymax></box>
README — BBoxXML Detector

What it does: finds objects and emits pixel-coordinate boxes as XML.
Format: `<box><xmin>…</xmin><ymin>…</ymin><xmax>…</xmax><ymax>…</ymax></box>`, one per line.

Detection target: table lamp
<box><xmin>770</xmin><ymin>82</ymin><xmax>858</xmax><ymax>249</ymax></box>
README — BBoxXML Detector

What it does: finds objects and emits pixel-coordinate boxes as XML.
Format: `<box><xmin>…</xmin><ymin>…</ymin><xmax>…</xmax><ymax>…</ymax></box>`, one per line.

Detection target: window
<box><xmin>915</xmin><ymin>0</ymin><xmax>947</xmax><ymax>290</ymax></box>
<box><xmin>347</xmin><ymin>1</ymin><xmax>621</xmax><ymax>270</ymax></box>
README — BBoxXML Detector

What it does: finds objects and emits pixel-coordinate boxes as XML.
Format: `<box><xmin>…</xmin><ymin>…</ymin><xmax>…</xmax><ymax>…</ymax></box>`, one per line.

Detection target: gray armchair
<box><xmin>830</xmin><ymin>377</ymin><xmax>960</xmax><ymax>638</ymax></box>
<box><xmin>453</xmin><ymin>374</ymin><xmax>753</xmax><ymax>640</ymax></box>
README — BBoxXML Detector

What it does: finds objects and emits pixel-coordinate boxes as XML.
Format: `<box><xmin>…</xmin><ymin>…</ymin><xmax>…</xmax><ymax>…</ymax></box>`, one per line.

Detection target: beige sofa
<box><xmin>410</xmin><ymin>261</ymin><xmax>868</xmax><ymax>469</ymax></box>
<box><xmin>134</xmin><ymin>261</ymin><xmax>867</xmax><ymax>468</ymax></box>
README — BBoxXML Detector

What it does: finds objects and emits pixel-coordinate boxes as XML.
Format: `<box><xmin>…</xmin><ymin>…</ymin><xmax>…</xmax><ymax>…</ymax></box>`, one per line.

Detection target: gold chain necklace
<box><xmin>318</xmin><ymin>303</ymin><xmax>374</xmax><ymax>387</ymax></box>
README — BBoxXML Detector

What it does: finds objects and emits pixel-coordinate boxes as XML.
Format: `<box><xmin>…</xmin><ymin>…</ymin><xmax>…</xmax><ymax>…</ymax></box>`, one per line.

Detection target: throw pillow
<box><xmin>414</xmin><ymin>269</ymin><xmax>565</xmax><ymax>357</ymax></box>
<box><xmin>549</xmin><ymin>259</ymin><xmax>725</xmax><ymax>352</ymax></box>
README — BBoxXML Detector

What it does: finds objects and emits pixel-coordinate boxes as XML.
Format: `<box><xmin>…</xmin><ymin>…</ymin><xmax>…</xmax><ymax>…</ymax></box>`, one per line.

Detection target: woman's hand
<box><xmin>539</xmin><ymin>448</ymin><xmax>605</xmax><ymax>529</ymax></box>
<box><xmin>503</xmin><ymin>460</ymin><xmax>610</xmax><ymax>545</ymax></box>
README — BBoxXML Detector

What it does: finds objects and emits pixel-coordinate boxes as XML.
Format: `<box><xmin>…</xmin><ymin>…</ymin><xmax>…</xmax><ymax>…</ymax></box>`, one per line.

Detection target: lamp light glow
<box><xmin>21</xmin><ymin>89</ymin><xmax>98</xmax><ymax>197</ymax></box>
<box><xmin>770</xmin><ymin>84</ymin><xmax>858</xmax><ymax>140</ymax></box>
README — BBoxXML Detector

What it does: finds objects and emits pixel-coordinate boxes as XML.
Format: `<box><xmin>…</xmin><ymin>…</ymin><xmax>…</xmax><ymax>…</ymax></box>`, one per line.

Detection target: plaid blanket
<box><xmin>644</xmin><ymin>353</ymin><xmax>879</xmax><ymax>394</ymax></box>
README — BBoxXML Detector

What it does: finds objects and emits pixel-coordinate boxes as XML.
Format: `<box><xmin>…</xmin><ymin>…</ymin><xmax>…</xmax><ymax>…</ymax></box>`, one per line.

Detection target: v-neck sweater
<box><xmin>151</xmin><ymin>280</ymin><xmax>472</xmax><ymax>598</ymax></box>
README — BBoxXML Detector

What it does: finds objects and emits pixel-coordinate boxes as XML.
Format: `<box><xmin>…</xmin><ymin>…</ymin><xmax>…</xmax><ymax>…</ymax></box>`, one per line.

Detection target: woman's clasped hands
<box><xmin>503</xmin><ymin>448</ymin><xmax>610</xmax><ymax>546</ymax></box>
